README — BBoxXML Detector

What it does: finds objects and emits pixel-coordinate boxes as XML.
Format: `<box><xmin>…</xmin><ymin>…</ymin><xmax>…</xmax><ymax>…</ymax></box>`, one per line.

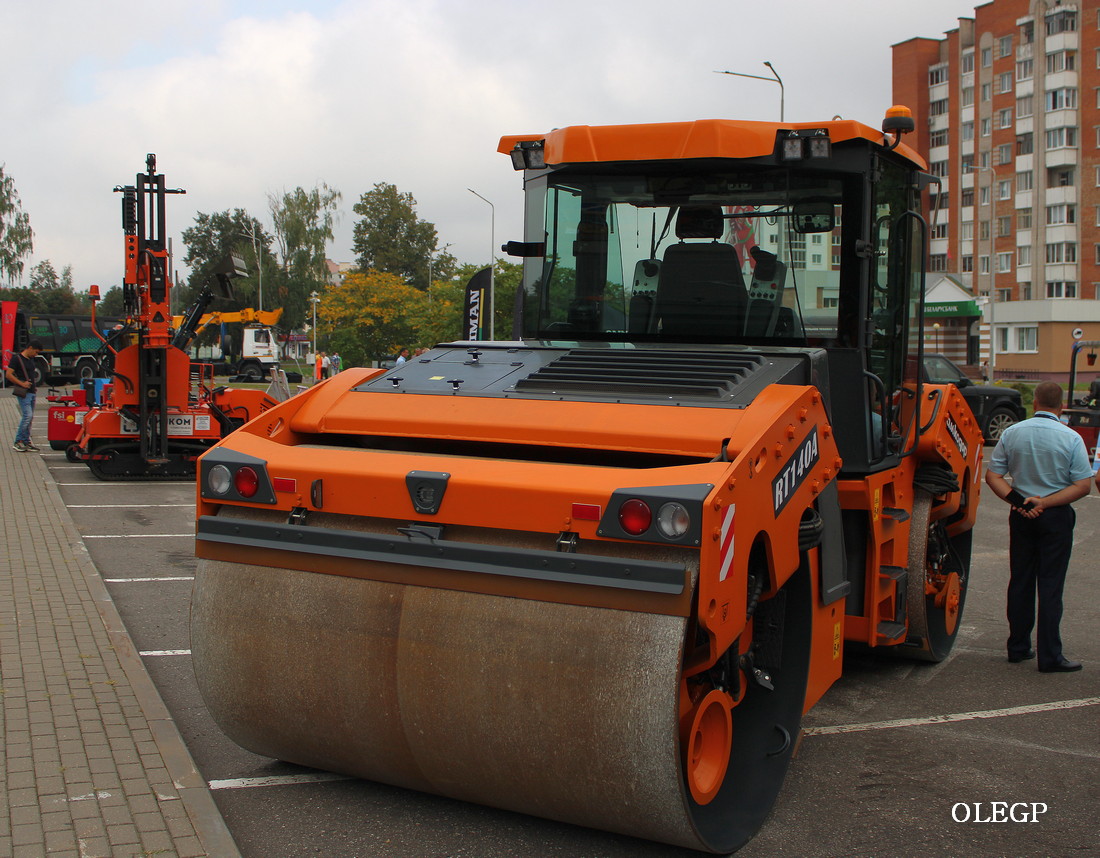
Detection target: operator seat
<box><xmin>655</xmin><ymin>205</ymin><xmax>747</xmax><ymax>338</ymax></box>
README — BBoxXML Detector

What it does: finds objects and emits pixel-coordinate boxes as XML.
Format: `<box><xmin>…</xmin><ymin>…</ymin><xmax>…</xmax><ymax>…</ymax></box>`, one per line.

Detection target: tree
<box><xmin>1</xmin><ymin>164</ymin><xmax>34</xmax><ymax>285</ymax></box>
<box><xmin>180</xmin><ymin>208</ymin><xmax>272</xmax><ymax>312</ymax></box>
<box><xmin>352</xmin><ymin>183</ymin><xmax>455</xmax><ymax>289</ymax></box>
<box><xmin>318</xmin><ymin>270</ymin><xmax>422</xmax><ymax>366</ymax></box>
<box><xmin>268</xmin><ymin>183</ymin><xmax>342</xmax><ymax>332</ymax></box>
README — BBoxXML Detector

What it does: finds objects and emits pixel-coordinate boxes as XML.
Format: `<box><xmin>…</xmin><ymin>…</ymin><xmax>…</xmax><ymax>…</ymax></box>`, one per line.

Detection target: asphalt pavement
<box><xmin>3</xmin><ymin>389</ymin><xmax>1099</xmax><ymax>858</ymax></box>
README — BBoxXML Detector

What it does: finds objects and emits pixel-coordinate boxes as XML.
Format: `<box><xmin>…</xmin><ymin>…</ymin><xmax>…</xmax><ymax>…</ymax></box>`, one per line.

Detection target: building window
<box><xmin>929</xmin><ymin>254</ymin><xmax>948</xmax><ymax>272</ymax></box>
<box><xmin>1021</xmin><ymin>21</ymin><xmax>1035</xmax><ymax>45</ymax></box>
<box><xmin>961</xmin><ymin>121</ymin><xmax>974</xmax><ymax>141</ymax></box>
<box><xmin>1017</xmin><ymin>58</ymin><xmax>1034</xmax><ymax>80</ymax></box>
<box><xmin>980</xmin><ymin>187</ymin><xmax>991</xmax><ymax>207</ymax></box>
<box><xmin>962</xmin><ymin>256</ymin><xmax>974</xmax><ymax>272</ymax></box>
<box><xmin>981</xmin><ymin>82</ymin><xmax>992</xmax><ymax>102</ymax></box>
<box><xmin>1046</xmin><ymin>204</ymin><xmax>1076</xmax><ymax>225</ymax></box>
<box><xmin>930</xmin><ymin>128</ymin><xmax>949</xmax><ymax>148</ymax></box>
<box><xmin>932</xmin><ymin>222</ymin><xmax>949</xmax><ymax>239</ymax></box>
<box><xmin>979</xmin><ymin>255</ymin><xmax>991</xmax><ymax>275</ymax></box>
<box><xmin>997</xmin><ymin>252</ymin><xmax>1013</xmax><ymax>272</ymax></box>
<box><xmin>1046</xmin><ymin>10</ymin><xmax>1077</xmax><ymax>36</ymax></box>
<box><xmin>1016</xmin><ymin>170</ymin><xmax>1033</xmax><ymax>192</ymax></box>
<box><xmin>1046</xmin><ymin>50</ymin><xmax>1077</xmax><ymax>74</ymax></box>
<box><xmin>930</xmin><ymin>98</ymin><xmax>949</xmax><ymax>116</ymax></box>
<box><xmin>1095</xmin><ymin>244</ymin><xmax>1100</xmax><ymax>265</ymax></box>
<box><xmin>1045</xmin><ymin>88</ymin><xmax>1078</xmax><ymax>111</ymax></box>
<box><xmin>1021</xmin><ymin>282</ymin><xmax>1032</xmax><ymax>300</ymax></box>
<box><xmin>961</xmin><ymin>189</ymin><xmax>975</xmax><ymax>207</ymax></box>
<box><xmin>1017</xmin><ymin>208</ymin><xmax>1032</xmax><ymax>229</ymax></box>
<box><xmin>961</xmin><ymin>221</ymin><xmax>974</xmax><ymax>240</ymax></box>
<box><xmin>998</xmin><ymin>215</ymin><xmax>1012</xmax><ymax>236</ymax></box>
<box><xmin>980</xmin><ymin>150</ymin><xmax>992</xmax><ymax>169</ymax></box>
<box><xmin>1045</xmin><ymin>127</ymin><xmax>1077</xmax><ymax>149</ymax></box>
<box><xmin>998</xmin><ymin>288</ymin><xmax>1013</xmax><ymax>302</ymax></box>
<box><xmin>1017</xmin><ymin>327</ymin><xmax>1038</xmax><ymax>352</ymax></box>
<box><xmin>982</xmin><ymin>47</ymin><xmax>992</xmax><ymax>67</ymax></box>
<box><xmin>1049</xmin><ymin>167</ymin><xmax>1075</xmax><ymax>187</ymax></box>
<box><xmin>1045</xmin><ymin>242</ymin><xmax>1077</xmax><ymax>263</ymax></box>
<box><xmin>961</xmin><ymin>86</ymin><xmax>975</xmax><ymax>106</ymax></box>
<box><xmin>1018</xmin><ymin>245</ymin><xmax>1031</xmax><ymax>266</ymax></box>
<box><xmin>1017</xmin><ymin>94</ymin><xmax>1033</xmax><ymax>117</ymax></box>
<box><xmin>997</xmin><ymin>108</ymin><xmax>1013</xmax><ymax>128</ymax></box>
<box><xmin>1046</xmin><ymin>280</ymin><xmax>1077</xmax><ymax>298</ymax></box>
<box><xmin>999</xmin><ymin>36</ymin><xmax>1013</xmax><ymax>58</ymax></box>
<box><xmin>961</xmin><ymin>154</ymin><xmax>974</xmax><ymax>173</ymax></box>
<box><xmin>1017</xmin><ymin>132</ymin><xmax>1033</xmax><ymax>155</ymax></box>
<box><xmin>1095</xmin><ymin>205</ymin><xmax>1100</xmax><ymax>226</ymax></box>
<box><xmin>929</xmin><ymin>65</ymin><xmax>949</xmax><ymax>86</ymax></box>
<box><xmin>962</xmin><ymin>51</ymin><xmax>975</xmax><ymax>74</ymax></box>
<box><xmin>996</xmin><ymin>144</ymin><xmax>1013</xmax><ymax>165</ymax></box>
<box><xmin>996</xmin><ymin>327</ymin><xmax>1009</xmax><ymax>351</ymax></box>
<box><xmin>997</xmin><ymin>72</ymin><xmax>1014</xmax><ymax>94</ymax></box>
<box><xmin>930</xmin><ymin>160</ymin><xmax>949</xmax><ymax>178</ymax></box>
<box><xmin>997</xmin><ymin>180</ymin><xmax>1012</xmax><ymax>201</ymax></box>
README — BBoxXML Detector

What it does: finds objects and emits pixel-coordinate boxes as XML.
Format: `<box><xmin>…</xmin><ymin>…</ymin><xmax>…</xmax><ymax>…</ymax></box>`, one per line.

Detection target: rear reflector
<box><xmin>273</xmin><ymin>477</ymin><xmax>297</xmax><ymax>493</ymax></box>
<box><xmin>571</xmin><ymin>503</ymin><xmax>601</xmax><ymax>521</ymax></box>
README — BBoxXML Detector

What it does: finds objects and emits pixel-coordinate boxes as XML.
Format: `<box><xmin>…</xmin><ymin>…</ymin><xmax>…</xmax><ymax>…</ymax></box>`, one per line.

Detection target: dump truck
<box><xmin>1</xmin><ymin>307</ymin><xmax>121</xmax><ymax>384</ymax></box>
<box><xmin>191</xmin><ymin>107</ymin><xmax>984</xmax><ymax>853</ymax></box>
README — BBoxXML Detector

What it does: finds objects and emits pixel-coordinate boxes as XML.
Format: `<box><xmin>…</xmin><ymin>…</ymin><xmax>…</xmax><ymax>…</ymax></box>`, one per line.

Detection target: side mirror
<box><xmin>791</xmin><ymin>202</ymin><xmax>835</xmax><ymax>233</ymax></box>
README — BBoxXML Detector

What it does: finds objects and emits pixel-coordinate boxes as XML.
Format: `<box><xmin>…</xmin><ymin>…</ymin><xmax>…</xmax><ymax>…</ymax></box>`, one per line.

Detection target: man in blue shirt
<box><xmin>986</xmin><ymin>381</ymin><xmax>1091</xmax><ymax>672</ymax></box>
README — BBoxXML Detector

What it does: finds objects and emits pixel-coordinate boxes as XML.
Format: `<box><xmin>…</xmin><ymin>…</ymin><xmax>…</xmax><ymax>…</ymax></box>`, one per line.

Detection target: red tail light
<box><xmin>234</xmin><ymin>466</ymin><xmax>259</xmax><ymax>498</ymax></box>
<box><xmin>619</xmin><ymin>499</ymin><xmax>652</xmax><ymax>536</ymax></box>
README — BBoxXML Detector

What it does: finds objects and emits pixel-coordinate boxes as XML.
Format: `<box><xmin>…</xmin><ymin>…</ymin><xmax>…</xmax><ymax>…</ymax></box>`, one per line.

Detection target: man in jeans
<box><xmin>5</xmin><ymin>339</ymin><xmax>43</xmax><ymax>452</ymax></box>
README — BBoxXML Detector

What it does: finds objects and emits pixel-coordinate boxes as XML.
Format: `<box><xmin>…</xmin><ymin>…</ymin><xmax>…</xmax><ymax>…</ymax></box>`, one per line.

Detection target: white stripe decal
<box><xmin>804</xmin><ymin>696</ymin><xmax>1100</xmax><ymax>735</ymax></box>
<box><xmin>139</xmin><ymin>650</ymin><xmax>192</xmax><ymax>657</ymax></box>
<box><xmin>718</xmin><ymin>504</ymin><xmax>735</xmax><ymax>582</ymax></box>
<box><xmin>104</xmin><ymin>577</ymin><xmax>194</xmax><ymax>583</ymax></box>
<box><xmin>84</xmin><ymin>533</ymin><xmax>193</xmax><ymax>539</ymax></box>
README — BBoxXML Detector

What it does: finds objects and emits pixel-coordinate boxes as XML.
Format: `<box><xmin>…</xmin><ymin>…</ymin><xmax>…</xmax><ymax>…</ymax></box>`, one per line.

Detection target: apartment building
<box><xmin>893</xmin><ymin>0</ymin><xmax>1100</xmax><ymax>382</ymax></box>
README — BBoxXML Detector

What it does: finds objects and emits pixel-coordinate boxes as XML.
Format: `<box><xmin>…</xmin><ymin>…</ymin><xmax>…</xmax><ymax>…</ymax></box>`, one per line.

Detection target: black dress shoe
<box><xmin>1039</xmin><ymin>658</ymin><xmax>1083</xmax><ymax>673</ymax></box>
<box><xmin>1007</xmin><ymin>649</ymin><xmax>1036</xmax><ymax>663</ymax></box>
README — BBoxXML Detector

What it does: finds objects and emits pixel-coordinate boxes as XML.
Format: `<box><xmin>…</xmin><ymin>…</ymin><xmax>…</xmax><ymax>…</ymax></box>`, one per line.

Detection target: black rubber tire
<box><xmin>984</xmin><ymin>406</ymin><xmax>1018</xmax><ymax>444</ymax></box>
<box><xmin>74</xmin><ymin>357</ymin><xmax>99</xmax><ymax>381</ymax></box>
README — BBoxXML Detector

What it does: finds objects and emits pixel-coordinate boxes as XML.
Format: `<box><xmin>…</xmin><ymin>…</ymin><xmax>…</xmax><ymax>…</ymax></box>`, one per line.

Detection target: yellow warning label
<box><xmin>832</xmin><ymin>621</ymin><xmax>842</xmax><ymax>659</ymax></box>
<box><xmin>872</xmin><ymin>488</ymin><xmax>881</xmax><ymax>523</ymax></box>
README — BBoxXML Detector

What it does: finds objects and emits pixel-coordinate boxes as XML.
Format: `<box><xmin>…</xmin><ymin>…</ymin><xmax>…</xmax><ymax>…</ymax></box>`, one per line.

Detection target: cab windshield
<box><xmin>523</xmin><ymin>168</ymin><xmax>847</xmax><ymax>344</ymax></box>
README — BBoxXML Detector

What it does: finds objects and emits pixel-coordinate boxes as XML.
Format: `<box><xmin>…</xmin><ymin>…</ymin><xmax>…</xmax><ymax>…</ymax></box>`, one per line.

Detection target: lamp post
<box><xmin>978</xmin><ymin>165</ymin><xmax>997</xmax><ymax>378</ymax></box>
<box><xmin>933</xmin><ymin>321</ymin><xmax>941</xmax><ymax>352</ymax></box>
<box><xmin>714</xmin><ymin>61</ymin><xmax>784</xmax><ymax>121</ymax></box>
<box><xmin>467</xmin><ymin>188</ymin><xmax>496</xmax><ymax>340</ymax></box>
<box><xmin>238</xmin><ymin>225</ymin><xmax>264</xmax><ymax>312</ymax></box>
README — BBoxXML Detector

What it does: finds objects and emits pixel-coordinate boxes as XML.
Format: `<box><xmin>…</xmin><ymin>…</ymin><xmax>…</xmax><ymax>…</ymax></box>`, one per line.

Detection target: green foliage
<box><xmin>97</xmin><ymin>285</ymin><xmax>126</xmax><ymax>316</ymax></box>
<box><xmin>0</xmin><ymin>285</ymin><xmax>87</xmax><ymax>314</ymax></box>
<box><xmin>352</xmin><ymin>183</ymin><xmax>454</xmax><ymax>289</ymax></box>
<box><xmin>268</xmin><ymin>183</ymin><xmax>342</xmax><ymax>331</ymax></box>
<box><xmin>180</xmin><ymin>209</ymin><xmax>271</xmax><ymax>311</ymax></box>
<box><xmin>0</xmin><ymin>164</ymin><xmax>34</xmax><ymax>285</ymax></box>
<box><xmin>1007</xmin><ymin>381</ymin><xmax>1034</xmax><ymax>410</ymax></box>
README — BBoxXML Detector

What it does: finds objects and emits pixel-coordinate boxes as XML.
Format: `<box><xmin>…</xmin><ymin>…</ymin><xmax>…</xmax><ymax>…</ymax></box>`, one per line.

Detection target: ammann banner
<box><xmin>462</xmin><ymin>267</ymin><xmax>491</xmax><ymax>341</ymax></box>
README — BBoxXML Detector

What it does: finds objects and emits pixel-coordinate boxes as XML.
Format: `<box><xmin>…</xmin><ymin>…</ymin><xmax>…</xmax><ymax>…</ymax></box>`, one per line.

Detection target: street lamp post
<box><xmin>978</xmin><ymin>165</ymin><xmax>997</xmax><ymax>378</ymax></box>
<box><xmin>238</xmin><ymin>225</ymin><xmax>263</xmax><ymax>312</ymax></box>
<box><xmin>714</xmin><ymin>61</ymin><xmax>784</xmax><ymax>121</ymax></box>
<box><xmin>467</xmin><ymin>188</ymin><xmax>496</xmax><ymax>340</ymax></box>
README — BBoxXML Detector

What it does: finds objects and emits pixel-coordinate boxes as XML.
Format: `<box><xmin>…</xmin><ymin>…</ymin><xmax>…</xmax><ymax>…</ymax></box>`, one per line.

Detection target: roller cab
<box><xmin>192</xmin><ymin>109</ymin><xmax>983</xmax><ymax>854</ymax></box>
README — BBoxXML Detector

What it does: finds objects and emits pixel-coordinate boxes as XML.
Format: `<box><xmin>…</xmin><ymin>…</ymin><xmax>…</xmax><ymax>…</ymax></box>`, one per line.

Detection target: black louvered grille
<box><xmin>512</xmin><ymin>349</ymin><xmax>767</xmax><ymax>399</ymax></box>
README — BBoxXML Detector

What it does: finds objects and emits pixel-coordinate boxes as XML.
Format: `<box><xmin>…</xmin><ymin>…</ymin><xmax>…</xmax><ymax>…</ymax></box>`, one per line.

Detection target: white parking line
<box><xmin>208</xmin><ymin>773</ymin><xmax>355</xmax><ymax>791</ymax></box>
<box><xmin>83</xmin><ymin>533</ymin><xmax>192</xmax><ymax>539</ymax></box>
<box><xmin>68</xmin><ymin>504</ymin><xmax>192</xmax><ymax>508</ymax></box>
<box><xmin>804</xmin><ymin>696</ymin><xmax>1100</xmax><ymax>735</ymax></box>
<box><xmin>104</xmin><ymin>577</ymin><xmax>194</xmax><ymax>583</ymax></box>
<box><xmin>139</xmin><ymin>650</ymin><xmax>191</xmax><ymax>657</ymax></box>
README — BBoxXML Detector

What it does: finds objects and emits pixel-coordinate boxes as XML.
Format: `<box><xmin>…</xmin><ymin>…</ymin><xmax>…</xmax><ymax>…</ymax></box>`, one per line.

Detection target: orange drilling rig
<box><xmin>191</xmin><ymin>108</ymin><xmax>983</xmax><ymax>853</ymax></box>
<box><xmin>73</xmin><ymin>155</ymin><xmax>278</xmax><ymax>480</ymax></box>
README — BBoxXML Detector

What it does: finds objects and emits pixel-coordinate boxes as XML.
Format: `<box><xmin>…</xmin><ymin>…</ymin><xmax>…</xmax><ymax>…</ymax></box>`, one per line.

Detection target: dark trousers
<box><xmin>1007</xmin><ymin>505</ymin><xmax>1075</xmax><ymax>668</ymax></box>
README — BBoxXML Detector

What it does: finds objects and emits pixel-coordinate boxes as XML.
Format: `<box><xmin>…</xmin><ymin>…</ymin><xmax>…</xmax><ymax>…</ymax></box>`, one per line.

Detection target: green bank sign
<box><xmin>925</xmin><ymin>300</ymin><xmax>980</xmax><ymax>317</ymax></box>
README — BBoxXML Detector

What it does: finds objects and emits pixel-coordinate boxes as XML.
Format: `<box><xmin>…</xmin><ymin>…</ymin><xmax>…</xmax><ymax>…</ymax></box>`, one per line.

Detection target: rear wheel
<box><xmin>905</xmin><ymin>489</ymin><xmax>970</xmax><ymax>661</ymax></box>
<box><xmin>74</xmin><ymin>357</ymin><xmax>99</xmax><ymax>381</ymax></box>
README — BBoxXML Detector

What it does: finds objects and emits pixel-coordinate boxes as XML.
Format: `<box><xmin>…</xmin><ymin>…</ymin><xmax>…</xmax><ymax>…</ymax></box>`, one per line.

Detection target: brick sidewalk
<box><xmin>0</xmin><ymin>394</ymin><xmax>239</xmax><ymax>858</ymax></box>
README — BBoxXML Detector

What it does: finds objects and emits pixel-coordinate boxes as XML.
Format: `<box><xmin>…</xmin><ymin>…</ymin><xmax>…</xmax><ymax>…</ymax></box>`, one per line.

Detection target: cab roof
<box><xmin>498</xmin><ymin>116</ymin><xmax>926</xmax><ymax>170</ymax></box>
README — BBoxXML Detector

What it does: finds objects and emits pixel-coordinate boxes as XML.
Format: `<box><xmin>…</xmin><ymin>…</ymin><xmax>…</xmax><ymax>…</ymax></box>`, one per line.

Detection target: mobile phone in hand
<box><xmin>1006</xmin><ymin>489</ymin><xmax>1035</xmax><ymax>510</ymax></box>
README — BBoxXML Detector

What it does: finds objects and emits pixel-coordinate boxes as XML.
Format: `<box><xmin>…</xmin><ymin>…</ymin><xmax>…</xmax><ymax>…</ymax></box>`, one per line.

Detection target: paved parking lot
<box><xmin>19</xmin><ymin>389</ymin><xmax>1100</xmax><ymax>857</ymax></box>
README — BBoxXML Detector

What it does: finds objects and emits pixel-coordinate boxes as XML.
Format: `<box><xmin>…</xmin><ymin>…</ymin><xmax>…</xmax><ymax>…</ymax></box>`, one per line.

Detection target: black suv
<box><xmin>924</xmin><ymin>354</ymin><xmax>1025</xmax><ymax>443</ymax></box>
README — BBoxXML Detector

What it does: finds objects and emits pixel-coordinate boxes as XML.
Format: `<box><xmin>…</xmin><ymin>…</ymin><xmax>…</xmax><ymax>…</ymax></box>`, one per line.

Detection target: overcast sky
<box><xmin>3</xmin><ymin>0</ymin><xmax>974</xmax><ymax>294</ymax></box>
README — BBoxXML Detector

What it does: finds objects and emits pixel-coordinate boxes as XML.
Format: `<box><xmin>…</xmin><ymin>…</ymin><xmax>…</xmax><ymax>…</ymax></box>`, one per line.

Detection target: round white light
<box><xmin>656</xmin><ymin>502</ymin><xmax>691</xmax><ymax>539</ymax></box>
<box><xmin>208</xmin><ymin>464</ymin><xmax>232</xmax><ymax>495</ymax></box>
